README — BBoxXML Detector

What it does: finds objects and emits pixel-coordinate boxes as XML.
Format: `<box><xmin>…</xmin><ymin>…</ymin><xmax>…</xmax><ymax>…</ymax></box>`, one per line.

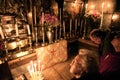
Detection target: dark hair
<box><xmin>90</xmin><ymin>29</ymin><xmax>107</xmax><ymax>40</ymax></box>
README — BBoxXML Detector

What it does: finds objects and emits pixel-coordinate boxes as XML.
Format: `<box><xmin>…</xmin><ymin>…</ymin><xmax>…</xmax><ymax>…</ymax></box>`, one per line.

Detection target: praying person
<box><xmin>70</xmin><ymin>49</ymin><xmax>99</xmax><ymax>80</ymax></box>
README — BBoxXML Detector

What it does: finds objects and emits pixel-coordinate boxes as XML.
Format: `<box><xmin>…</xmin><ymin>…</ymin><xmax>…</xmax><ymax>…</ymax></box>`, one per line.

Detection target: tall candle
<box><xmin>27</xmin><ymin>25</ymin><xmax>31</xmax><ymax>35</ymax></box>
<box><xmin>30</xmin><ymin>60</ymin><xmax>34</xmax><ymax>72</ymax></box>
<box><xmin>15</xmin><ymin>24</ymin><xmax>19</xmax><ymax>36</ymax></box>
<box><xmin>75</xmin><ymin>19</ymin><xmax>77</xmax><ymax>34</ymax></box>
<box><xmin>70</xmin><ymin>19</ymin><xmax>72</xmax><ymax>36</ymax></box>
<box><xmin>0</xmin><ymin>26</ymin><xmax>4</xmax><ymax>39</ymax></box>
<box><xmin>107</xmin><ymin>3</ymin><xmax>110</xmax><ymax>12</ymax></box>
<box><xmin>28</xmin><ymin>65</ymin><xmax>33</xmax><ymax>78</ymax></box>
<box><xmin>27</xmin><ymin>12</ymin><xmax>33</xmax><ymax>25</ymax></box>
<box><xmin>38</xmin><ymin>60</ymin><xmax>41</xmax><ymax>71</ymax></box>
<box><xmin>60</xmin><ymin>8</ymin><xmax>61</xmax><ymax>23</ymax></box>
<box><xmin>42</xmin><ymin>12</ymin><xmax>44</xmax><ymax>25</ymax></box>
<box><xmin>85</xmin><ymin>4</ymin><xmax>88</xmax><ymax>13</ymax></box>
<box><xmin>100</xmin><ymin>2</ymin><xmax>104</xmax><ymax>29</ymax></box>
<box><xmin>34</xmin><ymin>63</ymin><xmax>37</xmax><ymax>72</ymax></box>
<box><xmin>63</xmin><ymin>21</ymin><xmax>65</xmax><ymax>35</ymax></box>
<box><xmin>34</xmin><ymin>6</ymin><xmax>37</xmax><ymax>25</ymax></box>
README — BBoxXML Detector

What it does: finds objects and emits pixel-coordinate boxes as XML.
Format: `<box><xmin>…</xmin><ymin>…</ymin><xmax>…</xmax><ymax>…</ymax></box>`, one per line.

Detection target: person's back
<box><xmin>89</xmin><ymin>29</ymin><xmax>113</xmax><ymax>56</ymax></box>
<box><xmin>99</xmin><ymin>32</ymin><xmax>120</xmax><ymax>80</ymax></box>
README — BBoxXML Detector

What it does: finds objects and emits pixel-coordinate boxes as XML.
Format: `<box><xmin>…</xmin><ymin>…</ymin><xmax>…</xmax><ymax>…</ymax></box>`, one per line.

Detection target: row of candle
<box><xmin>27</xmin><ymin>60</ymin><xmax>44</xmax><ymax>80</ymax></box>
<box><xmin>63</xmin><ymin>18</ymin><xmax>78</xmax><ymax>35</ymax></box>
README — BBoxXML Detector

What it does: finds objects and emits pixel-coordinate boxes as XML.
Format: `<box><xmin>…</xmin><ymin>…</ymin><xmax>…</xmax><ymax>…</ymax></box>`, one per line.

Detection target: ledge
<box><xmin>78</xmin><ymin>38</ymin><xmax>98</xmax><ymax>48</ymax></box>
<box><xmin>8</xmin><ymin>52</ymin><xmax>37</xmax><ymax>69</ymax></box>
<box><xmin>78</xmin><ymin>38</ymin><xmax>99</xmax><ymax>51</ymax></box>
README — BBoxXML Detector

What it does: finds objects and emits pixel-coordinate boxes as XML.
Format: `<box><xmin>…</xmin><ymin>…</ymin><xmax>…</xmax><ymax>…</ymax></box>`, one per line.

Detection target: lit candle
<box><xmin>85</xmin><ymin>3</ymin><xmax>88</xmax><ymax>13</ymax></box>
<box><xmin>41</xmin><ymin>65</ymin><xmax>44</xmax><ymax>71</ymax></box>
<box><xmin>100</xmin><ymin>2</ymin><xmax>104</xmax><ymax>28</ymax></box>
<box><xmin>0</xmin><ymin>26</ymin><xmax>4</xmax><ymax>39</ymax></box>
<box><xmin>34</xmin><ymin>63</ymin><xmax>37</xmax><ymax>79</ymax></box>
<box><xmin>34</xmin><ymin>63</ymin><xmax>37</xmax><ymax>72</ymax></box>
<box><xmin>102</xmin><ymin>2</ymin><xmax>104</xmax><ymax>11</ymax></box>
<box><xmin>27</xmin><ymin>24</ymin><xmax>31</xmax><ymax>35</ymax></box>
<box><xmin>107</xmin><ymin>3</ymin><xmax>110</xmax><ymax>12</ymax></box>
<box><xmin>28</xmin><ymin>65</ymin><xmax>34</xmax><ymax>79</ymax></box>
<box><xmin>38</xmin><ymin>60</ymin><xmax>41</xmax><ymax>71</ymax></box>
<box><xmin>27</xmin><ymin>12</ymin><xmax>33</xmax><ymax>25</ymax></box>
<box><xmin>30</xmin><ymin>61</ymin><xmax>34</xmax><ymax>72</ymax></box>
<box><xmin>15</xmin><ymin>24</ymin><xmax>19</xmax><ymax>36</ymax></box>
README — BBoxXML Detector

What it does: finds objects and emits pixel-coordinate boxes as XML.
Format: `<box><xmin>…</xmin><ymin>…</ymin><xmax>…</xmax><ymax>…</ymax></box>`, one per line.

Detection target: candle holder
<box><xmin>41</xmin><ymin>25</ymin><xmax>46</xmax><ymax>46</ymax></box>
<box><xmin>59</xmin><ymin>24</ymin><xmax>63</xmax><ymax>40</ymax></box>
<box><xmin>27</xmin><ymin>61</ymin><xmax>44</xmax><ymax>80</ymax></box>
<box><xmin>82</xmin><ymin>19</ymin><xmax>87</xmax><ymax>39</ymax></box>
<box><xmin>28</xmin><ymin>35</ymin><xmax>33</xmax><ymax>53</ymax></box>
<box><xmin>34</xmin><ymin>26</ymin><xmax>39</xmax><ymax>47</ymax></box>
<box><xmin>55</xmin><ymin>27</ymin><xmax>58</xmax><ymax>42</ymax></box>
<box><xmin>70</xmin><ymin>19</ymin><xmax>72</xmax><ymax>38</ymax></box>
<box><xmin>16</xmin><ymin>37</ymin><xmax>22</xmax><ymax>52</ymax></box>
<box><xmin>3</xmin><ymin>40</ymin><xmax>8</xmax><ymax>61</ymax></box>
<box><xmin>75</xmin><ymin>19</ymin><xmax>77</xmax><ymax>38</ymax></box>
<box><xmin>63</xmin><ymin>21</ymin><xmax>66</xmax><ymax>39</ymax></box>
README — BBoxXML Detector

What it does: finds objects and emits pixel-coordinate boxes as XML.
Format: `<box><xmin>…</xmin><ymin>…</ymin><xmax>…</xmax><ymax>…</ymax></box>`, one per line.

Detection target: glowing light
<box><xmin>102</xmin><ymin>2</ymin><xmax>104</xmax><ymax>8</ymax></box>
<box><xmin>112</xmin><ymin>14</ymin><xmax>119</xmax><ymax>20</ymax></box>
<box><xmin>16</xmin><ymin>51</ymin><xmax>28</xmax><ymax>57</ymax></box>
<box><xmin>107</xmin><ymin>3</ymin><xmax>110</xmax><ymax>8</ymax></box>
<box><xmin>85</xmin><ymin>4</ymin><xmax>88</xmax><ymax>11</ymax></box>
<box><xmin>90</xmin><ymin>4</ymin><xmax>95</xmax><ymax>10</ymax></box>
<box><xmin>73</xmin><ymin>0</ymin><xmax>77</xmax><ymax>7</ymax></box>
<box><xmin>28</xmin><ymin>12</ymin><xmax>32</xmax><ymax>19</ymax></box>
<box><xmin>27</xmin><ymin>60</ymin><xmax>44</xmax><ymax>80</ymax></box>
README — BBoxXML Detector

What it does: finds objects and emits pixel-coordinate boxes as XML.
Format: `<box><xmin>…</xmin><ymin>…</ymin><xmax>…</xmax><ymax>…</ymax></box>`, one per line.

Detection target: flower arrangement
<box><xmin>39</xmin><ymin>14</ymin><xmax>59</xmax><ymax>27</ymax></box>
<box><xmin>84</xmin><ymin>10</ymin><xmax>101</xmax><ymax>22</ymax></box>
<box><xmin>84</xmin><ymin>10</ymin><xmax>101</xmax><ymax>29</ymax></box>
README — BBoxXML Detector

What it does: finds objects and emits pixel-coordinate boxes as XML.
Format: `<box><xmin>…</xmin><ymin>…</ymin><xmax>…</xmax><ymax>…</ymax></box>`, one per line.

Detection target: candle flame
<box><xmin>102</xmin><ymin>2</ymin><xmax>104</xmax><ymax>8</ymax></box>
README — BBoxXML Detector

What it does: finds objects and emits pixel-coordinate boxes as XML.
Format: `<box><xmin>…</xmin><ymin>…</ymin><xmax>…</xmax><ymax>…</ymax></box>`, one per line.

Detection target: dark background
<box><xmin>115</xmin><ymin>0</ymin><xmax>120</xmax><ymax>11</ymax></box>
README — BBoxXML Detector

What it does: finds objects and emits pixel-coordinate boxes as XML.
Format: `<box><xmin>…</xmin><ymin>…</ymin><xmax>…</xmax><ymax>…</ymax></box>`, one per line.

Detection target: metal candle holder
<box><xmin>41</xmin><ymin>25</ymin><xmax>46</xmax><ymax>46</ymax></box>
<box><xmin>28</xmin><ymin>35</ymin><xmax>33</xmax><ymax>53</ymax></box>
<box><xmin>70</xmin><ymin>19</ymin><xmax>72</xmax><ymax>38</ymax></box>
<box><xmin>16</xmin><ymin>37</ymin><xmax>22</xmax><ymax>52</ymax></box>
<box><xmin>63</xmin><ymin>21</ymin><xmax>66</xmax><ymax>39</ymax></box>
<box><xmin>3</xmin><ymin>40</ymin><xmax>8</xmax><ymax>61</ymax></box>
<box><xmin>82</xmin><ymin>19</ymin><xmax>87</xmax><ymax>39</ymax></box>
<box><xmin>34</xmin><ymin>26</ymin><xmax>39</xmax><ymax>47</ymax></box>
<box><xmin>55</xmin><ymin>27</ymin><xmax>58</xmax><ymax>42</ymax></box>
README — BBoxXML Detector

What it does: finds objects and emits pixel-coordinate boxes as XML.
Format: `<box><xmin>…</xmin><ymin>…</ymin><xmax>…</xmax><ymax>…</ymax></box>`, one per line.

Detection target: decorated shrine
<box><xmin>0</xmin><ymin>0</ymin><xmax>120</xmax><ymax>80</ymax></box>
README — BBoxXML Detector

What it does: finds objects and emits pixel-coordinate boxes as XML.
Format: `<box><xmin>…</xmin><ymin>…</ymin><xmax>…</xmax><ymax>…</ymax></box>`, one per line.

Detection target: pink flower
<box><xmin>39</xmin><ymin>14</ymin><xmax>59</xmax><ymax>27</ymax></box>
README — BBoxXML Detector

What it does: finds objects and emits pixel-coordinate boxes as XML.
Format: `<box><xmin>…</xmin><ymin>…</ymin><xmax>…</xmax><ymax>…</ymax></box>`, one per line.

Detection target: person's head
<box><xmin>89</xmin><ymin>29</ymin><xmax>106</xmax><ymax>45</ymax></box>
<box><xmin>111</xmin><ymin>32</ymin><xmax>120</xmax><ymax>52</ymax></box>
<box><xmin>70</xmin><ymin>54</ymin><xmax>87</xmax><ymax>78</ymax></box>
<box><xmin>70</xmin><ymin>49</ymin><xmax>99</xmax><ymax>79</ymax></box>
